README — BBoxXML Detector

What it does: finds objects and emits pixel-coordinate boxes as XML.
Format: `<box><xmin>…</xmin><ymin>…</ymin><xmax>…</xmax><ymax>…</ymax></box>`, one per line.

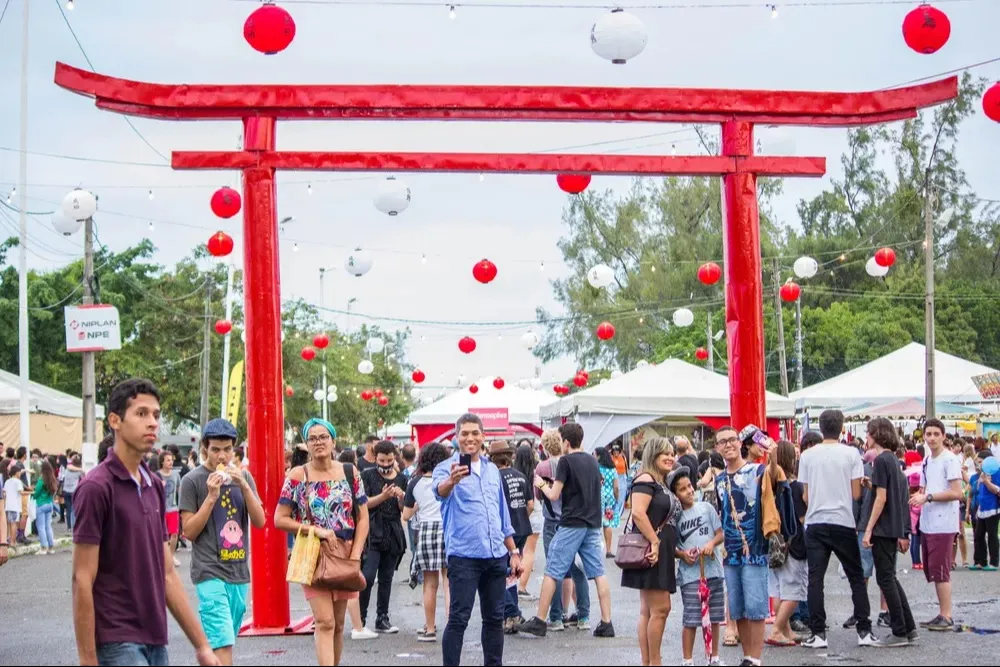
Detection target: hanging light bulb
<box><xmin>148</xmin><ymin>189</ymin><xmax>154</xmax><ymax>200</ymax></box>
<box><xmin>66</xmin><ymin>0</ymin><xmax>74</xmax><ymax>9</ymax></box>
<box><xmin>770</xmin><ymin>4</ymin><xmax>778</xmax><ymax>19</ymax></box>
<box><xmin>448</xmin><ymin>4</ymin><xmax>456</xmax><ymax>19</ymax></box>
<box><xmin>497</xmin><ymin>333</ymin><xmax>503</xmax><ymax>340</ymax></box>
<box><xmin>307</xmin><ymin>183</ymin><xmax>313</xmax><ymax>195</ymax></box>
<box><xmin>148</xmin><ymin>221</ymin><xmax>154</xmax><ymax>232</ymax></box>
<box><xmin>479</xmin><ymin>173</ymin><xmax>485</xmax><ymax>182</ymax></box>
<box><xmin>421</xmin><ymin>253</ymin><xmax>427</xmax><ymax>264</ymax></box>
<box><xmin>651</xmin><ymin>265</ymin><xmax>657</xmax><ymax>273</ymax></box>
<box><xmin>540</xmin><ymin>261</ymin><xmax>545</xmax><ymax>271</ymax></box>
<box><xmin>292</xmin><ymin>243</ymin><xmax>300</xmax><ymax>252</ymax></box>
<box><xmin>671</xmin><ymin>144</ymin><xmax>677</xmax><ymax>156</ymax></box>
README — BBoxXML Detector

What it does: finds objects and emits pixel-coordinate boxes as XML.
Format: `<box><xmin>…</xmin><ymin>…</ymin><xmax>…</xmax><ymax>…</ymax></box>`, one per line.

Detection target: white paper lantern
<box><xmin>457</xmin><ymin>374</ymin><xmax>467</xmax><ymax>386</ymax></box>
<box><xmin>530</xmin><ymin>378</ymin><xmax>543</xmax><ymax>390</ymax></box>
<box><xmin>358</xmin><ymin>359</ymin><xmax>374</xmax><ymax>375</ymax></box>
<box><xmin>313</xmin><ymin>389</ymin><xmax>325</xmax><ymax>401</ymax></box>
<box><xmin>367</xmin><ymin>338</ymin><xmax>385</xmax><ymax>354</ymax></box>
<box><xmin>328</xmin><ymin>385</ymin><xmax>338</xmax><ymax>394</ymax></box>
<box><xmin>61</xmin><ymin>188</ymin><xmax>97</xmax><ymax>222</ymax></box>
<box><xmin>410</xmin><ymin>388</ymin><xmax>422</xmax><ymax>400</ymax></box>
<box><xmin>672</xmin><ymin>308</ymin><xmax>694</xmax><ymax>327</ymax></box>
<box><xmin>517</xmin><ymin>379</ymin><xmax>530</xmax><ymax>389</ymax></box>
<box><xmin>590</xmin><ymin>8</ymin><xmax>648</xmax><ymax>64</ymax></box>
<box><xmin>345</xmin><ymin>247</ymin><xmax>374</xmax><ymax>277</ymax></box>
<box><xmin>51</xmin><ymin>212</ymin><xmax>82</xmax><ymax>236</ymax></box>
<box><xmin>587</xmin><ymin>264</ymin><xmax>615</xmax><ymax>289</ymax></box>
<box><xmin>636</xmin><ymin>360</ymin><xmax>649</xmax><ymax>369</ymax></box>
<box><xmin>521</xmin><ymin>331</ymin><xmax>540</xmax><ymax>350</ymax></box>
<box><xmin>866</xmin><ymin>256</ymin><xmax>890</xmax><ymax>278</ymax></box>
<box><xmin>610</xmin><ymin>370</ymin><xmax>623</xmax><ymax>379</ymax></box>
<box><xmin>373</xmin><ymin>176</ymin><xmax>411</xmax><ymax>216</ymax></box>
<box><xmin>327</xmin><ymin>392</ymin><xmax>338</xmax><ymax>403</ymax></box>
<box><xmin>793</xmin><ymin>256</ymin><xmax>819</xmax><ymax>279</ymax></box>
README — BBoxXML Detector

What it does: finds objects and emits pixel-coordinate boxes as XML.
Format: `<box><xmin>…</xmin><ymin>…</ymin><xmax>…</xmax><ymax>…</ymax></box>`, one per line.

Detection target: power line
<box><xmin>0</xmin><ymin>0</ymin><xmax>12</xmax><ymax>29</ymax></box>
<box><xmin>228</xmin><ymin>0</ymin><xmax>985</xmax><ymax>9</ymax></box>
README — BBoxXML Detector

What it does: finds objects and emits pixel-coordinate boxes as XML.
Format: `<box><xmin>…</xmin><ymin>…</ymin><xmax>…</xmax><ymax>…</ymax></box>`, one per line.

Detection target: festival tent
<box><xmin>0</xmin><ymin>368</ymin><xmax>105</xmax><ymax>452</ymax></box>
<box><xmin>384</xmin><ymin>422</ymin><xmax>414</xmax><ymax>441</ymax></box>
<box><xmin>789</xmin><ymin>342</ymin><xmax>998</xmax><ymax>410</ymax></box>
<box><xmin>408</xmin><ymin>377</ymin><xmax>550</xmax><ymax>445</ymax></box>
<box><xmin>539</xmin><ymin>359</ymin><xmax>796</xmax><ymax>451</ymax></box>
<box><xmin>842</xmin><ymin>398</ymin><xmax>985</xmax><ymax>420</ymax></box>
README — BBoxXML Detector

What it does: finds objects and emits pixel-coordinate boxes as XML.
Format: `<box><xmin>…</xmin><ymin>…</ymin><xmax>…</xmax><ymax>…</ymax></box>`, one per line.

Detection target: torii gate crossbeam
<box><xmin>54</xmin><ymin>61</ymin><xmax>957</xmax><ymax>635</ymax></box>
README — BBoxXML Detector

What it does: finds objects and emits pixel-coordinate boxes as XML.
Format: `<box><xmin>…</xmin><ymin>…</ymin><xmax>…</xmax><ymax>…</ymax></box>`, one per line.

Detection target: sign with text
<box><xmin>64</xmin><ymin>305</ymin><xmax>122</xmax><ymax>352</ymax></box>
<box><xmin>470</xmin><ymin>407</ymin><xmax>509</xmax><ymax>432</ymax></box>
<box><xmin>973</xmin><ymin>372</ymin><xmax>1000</xmax><ymax>400</ymax></box>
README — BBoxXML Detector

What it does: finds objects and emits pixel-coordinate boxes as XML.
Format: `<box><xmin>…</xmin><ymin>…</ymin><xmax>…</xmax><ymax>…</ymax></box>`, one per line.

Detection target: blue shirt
<box><xmin>433</xmin><ymin>452</ymin><xmax>514</xmax><ymax>560</ymax></box>
<box><xmin>715</xmin><ymin>462</ymin><xmax>768</xmax><ymax>567</ymax></box>
<box><xmin>974</xmin><ymin>470</ymin><xmax>1000</xmax><ymax>519</ymax></box>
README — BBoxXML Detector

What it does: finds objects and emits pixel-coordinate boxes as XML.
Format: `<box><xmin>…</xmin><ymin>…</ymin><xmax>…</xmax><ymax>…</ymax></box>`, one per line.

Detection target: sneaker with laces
<box><xmin>593</xmin><ymin>620</ymin><xmax>615</xmax><ymax>638</ymax></box>
<box><xmin>857</xmin><ymin>631</ymin><xmax>879</xmax><ymax>647</ymax></box>
<box><xmin>517</xmin><ymin>617</ymin><xmax>547</xmax><ymax>637</ymax></box>
<box><xmin>546</xmin><ymin>619</ymin><xmax>565</xmax><ymax>632</ymax></box>
<box><xmin>682</xmin><ymin>660</ymin><xmax>695</xmax><ymax>666</ymax></box>
<box><xmin>518</xmin><ymin>589</ymin><xmax>534</xmax><ymax>599</ymax></box>
<box><xmin>417</xmin><ymin>630</ymin><xmax>437</xmax><ymax>643</ymax></box>
<box><xmin>709</xmin><ymin>658</ymin><xmax>725</xmax><ymax>666</ymax></box>
<box><xmin>907</xmin><ymin>630</ymin><xmax>919</xmax><ymax>642</ymax></box>
<box><xmin>801</xmin><ymin>633</ymin><xmax>828</xmax><ymax>649</ymax></box>
<box><xmin>789</xmin><ymin>619</ymin><xmax>810</xmax><ymax>634</ymax></box>
<box><xmin>925</xmin><ymin>616</ymin><xmax>954</xmax><ymax>632</ymax></box>
<box><xmin>351</xmin><ymin>628</ymin><xmax>378</xmax><ymax>640</ymax></box>
<box><xmin>877</xmin><ymin>612</ymin><xmax>891</xmax><ymax>628</ymax></box>
<box><xmin>564</xmin><ymin>613</ymin><xmax>579</xmax><ymax>624</ymax></box>
<box><xmin>575</xmin><ymin>617</ymin><xmax>592</xmax><ymax>631</ymax></box>
<box><xmin>843</xmin><ymin>615</ymin><xmax>858</xmax><ymax>629</ymax></box>
<box><xmin>874</xmin><ymin>634</ymin><xmax>909</xmax><ymax>648</ymax></box>
<box><xmin>375</xmin><ymin>615</ymin><xmax>399</xmax><ymax>634</ymax></box>
<box><xmin>919</xmin><ymin>615</ymin><xmax>944</xmax><ymax>629</ymax></box>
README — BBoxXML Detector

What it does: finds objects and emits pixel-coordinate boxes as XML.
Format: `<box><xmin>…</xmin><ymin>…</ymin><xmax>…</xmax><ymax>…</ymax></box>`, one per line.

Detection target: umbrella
<box><xmin>699</xmin><ymin>554</ymin><xmax>713</xmax><ymax>661</ymax></box>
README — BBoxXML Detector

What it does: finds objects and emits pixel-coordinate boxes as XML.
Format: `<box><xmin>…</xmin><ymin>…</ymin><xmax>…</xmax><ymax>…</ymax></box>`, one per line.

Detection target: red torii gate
<box><xmin>54</xmin><ymin>61</ymin><xmax>956</xmax><ymax>634</ymax></box>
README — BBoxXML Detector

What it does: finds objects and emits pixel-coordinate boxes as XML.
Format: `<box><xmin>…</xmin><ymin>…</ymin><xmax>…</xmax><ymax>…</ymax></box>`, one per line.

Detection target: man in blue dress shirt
<box><xmin>433</xmin><ymin>413</ymin><xmax>523</xmax><ymax>666</ymax></box>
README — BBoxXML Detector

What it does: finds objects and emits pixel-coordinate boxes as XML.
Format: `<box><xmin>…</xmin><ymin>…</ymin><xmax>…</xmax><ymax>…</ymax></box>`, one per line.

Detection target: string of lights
<box><xmin>227</xmin><ymin>0</ymin><xmax>986</xmax><ymax>11</ymax></box>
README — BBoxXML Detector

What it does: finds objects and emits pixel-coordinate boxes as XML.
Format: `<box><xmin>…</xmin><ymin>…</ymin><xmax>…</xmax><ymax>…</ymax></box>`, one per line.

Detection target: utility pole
<box><xmin>794</xmin><ymin>295</ymin><xmax>804</xmax><ymax>392</ymax></box>
<box><xmin>319</xmin><ymin>268</ymin><xmax>330</xmax><ymax>421</ymax></box>
<box><xmin>772</xmin><ymin>258</ymin><xmax>789</xmax><ymax>396</ymax></box>
<box><xmin>925</xmin><ymin>188</ymin><xmax>937</xmax><ymax>419</ymax></box>
<box><xmin>706</xmin><ymin>311</ymin><xmax>714</xmax><ymax>372</ymax></box>
<box><xmin>82</xmin><ymin>217</ymin><xmax>96</xmax><ymax>445</ymax></box>
<box><xmin>220</xmin><ymin>263</ymin><xmax>234</xmax><ymax>418</ymax></box>
<box><xmin>17</xmin><ymin>0</ymin><xmax>30</xmax><ymax>449</ymax></box>
<box><xmin>199</xmin><ymin>283</ymin><xmax>212</xmax><ymax>427</ymax></box>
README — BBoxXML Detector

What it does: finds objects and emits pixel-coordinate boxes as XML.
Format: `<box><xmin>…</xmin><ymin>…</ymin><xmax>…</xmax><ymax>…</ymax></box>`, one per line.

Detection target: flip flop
<box><xmin>765</xmin><ymin>637</ymin><xmax>797</xmax><ymax>647</ymax></box>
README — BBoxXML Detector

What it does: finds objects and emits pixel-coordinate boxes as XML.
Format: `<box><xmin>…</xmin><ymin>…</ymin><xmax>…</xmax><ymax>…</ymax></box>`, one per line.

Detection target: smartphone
<box><xmin>459</xmin><ymin>453</ymin><xmax>472</xmax><ymax>470</ymax></box>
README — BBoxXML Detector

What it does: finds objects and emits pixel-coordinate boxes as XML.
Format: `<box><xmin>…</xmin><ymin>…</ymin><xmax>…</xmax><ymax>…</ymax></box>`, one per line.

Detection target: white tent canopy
<box><xmin>408</xmin><ymin>377</ymin><xmax>551</xmax><ymax>425</ymax></box>
<box><xmin>384</xmin><ymin>422</ymin><xmax>413</xmax><ymax>440</ymax></box>
<box><xmin>789</xmin><ymin>342</ymin><xmax>998</xmax><ymax>409</ymax></box>
<box><xmin>0</xmin><ymin>368</ymin><xmax>105</xmax><ymax>419</ymax></box>
<box><xmin>540</xmin><ymin>358</ymin><xmax>795</xmax><ymax>419</ymax></box>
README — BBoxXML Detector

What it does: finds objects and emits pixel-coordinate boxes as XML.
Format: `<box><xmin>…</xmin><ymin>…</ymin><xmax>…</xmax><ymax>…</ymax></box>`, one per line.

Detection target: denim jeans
<box><xmin>97</xmin><ymin>643</ymin><xmax>168</xmax><ymax>666</ymax></box>
<box><xmin>443</xmin><ymin>556</ymin><xmax>506</xmax><ymax>667</ymax></box>
<box><xmin>542</xmin><ymin>520</ymin><xmax>591</xmax><ymax>622</ymax></box>
<box><xmin>504</xmin><ymin>535</ymin><xmax>528</xmax><ymax>620</ymax></box>
<box><xmin>615</xmin><ymin>472</ymin><xmax>629</xmax><ymax>519</ymax></box>
<box><xmin>910</xmin><ymin>532</ymin><xmax>922</xmax><ymax>566</ymax></box>
<box><xmin>805</xmin><ymin>523</ymin><xmax>872</xmax><ymax>637</ymax></box>
<box><xmin>35</xmin><ymin>502</ymin><xmax>55</xmax><ymax>549</ymax></box>
<box><xmin>63</xmin><ymin>492</ymin><xmax>76</xmax><ymax>529</ymax></box>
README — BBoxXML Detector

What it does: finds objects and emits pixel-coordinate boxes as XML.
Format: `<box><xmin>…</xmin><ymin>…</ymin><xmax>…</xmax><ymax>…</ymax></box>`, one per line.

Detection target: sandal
<box><xmin>723</xmin><ymin>634</ymin><xmax>740</xmax><ymax>647</ymax></box>
<box><xmin>765</xmin><ymin>636</ymin><xmax>797</xmax><ymax>647</ymax></box>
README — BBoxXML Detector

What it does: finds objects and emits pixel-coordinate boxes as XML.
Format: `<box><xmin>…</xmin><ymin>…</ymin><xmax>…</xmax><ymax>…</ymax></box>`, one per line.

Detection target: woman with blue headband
<box><xmin>275</xmin><ymin>418</ymin><xmax>370</xmax><ymax>665</ymax></box>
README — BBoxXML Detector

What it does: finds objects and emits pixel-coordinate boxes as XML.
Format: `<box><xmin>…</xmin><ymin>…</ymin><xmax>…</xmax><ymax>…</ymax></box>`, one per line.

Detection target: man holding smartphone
<box><xmin>433</xmin><ymin>413</ymin><xmax>522</xmax><ymax>667</ymax></box>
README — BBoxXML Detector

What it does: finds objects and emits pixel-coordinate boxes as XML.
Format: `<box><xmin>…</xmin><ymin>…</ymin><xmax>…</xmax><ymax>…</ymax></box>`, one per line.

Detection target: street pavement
<box><xmin>3</xmin><ymin>525</ymin><xmax>1000</xmax><ymax>665</ymax></box>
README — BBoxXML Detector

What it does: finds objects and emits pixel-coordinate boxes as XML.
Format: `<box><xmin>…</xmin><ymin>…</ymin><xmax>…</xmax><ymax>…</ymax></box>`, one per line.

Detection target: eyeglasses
<box><xmin>307</xmin><ymin>434</ymin><xmax>332</xmax><ymax>445</ymax></box>
<box><xmin>717</xmin><ymin>437</ymin><xmax>740</xmax><ymax>447</ymax></box>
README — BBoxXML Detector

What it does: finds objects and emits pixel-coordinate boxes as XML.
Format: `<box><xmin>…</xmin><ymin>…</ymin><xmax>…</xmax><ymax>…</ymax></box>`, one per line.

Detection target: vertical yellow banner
<box><xmin>226</xmin><ymin>360</ymin><xmax>244</xmax><ymax>425</ymax></box>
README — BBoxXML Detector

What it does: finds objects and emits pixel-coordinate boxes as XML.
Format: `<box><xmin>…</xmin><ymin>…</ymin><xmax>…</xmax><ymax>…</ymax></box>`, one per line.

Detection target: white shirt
<box><xmin>799</xmin><ymin>443</ymin><xmax>864</xmax><ymax>529</ymax></box>
<box><xmin>471</xmin><ymin>458</ymin><xmax>482</xmax><ymax>477</ymax></box>
<box><xmin>3</xmin><ymin>478</ymin><xmax>24</xmax><ymax>516</ymax></box>
<box><xmin>411</xmin><ymin>477</ymin><xmax>443</xmax><ymax>524</ymax></box>
<box><xmin>991</xmin><ymin>443</ymin><xmax>1000</xmax><ymax>460</ymax></box>
<box><xmin>920</xmin><ymin>449</ymin><xmax>962</xmax><ymax>535</ymax></box>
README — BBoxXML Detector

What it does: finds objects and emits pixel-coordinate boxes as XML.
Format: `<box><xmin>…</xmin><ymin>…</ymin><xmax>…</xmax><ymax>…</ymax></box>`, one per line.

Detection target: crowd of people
<box><xmin>0</xmin><ymin>375</ymin><xmax>995</xmax><ymax>666</ymax></box>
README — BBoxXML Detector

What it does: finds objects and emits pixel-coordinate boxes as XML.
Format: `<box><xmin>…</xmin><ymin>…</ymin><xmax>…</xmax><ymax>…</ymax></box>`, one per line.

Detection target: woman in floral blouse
<box><xmin>275</xmin><ymin>418</ymin><xmax>370</xmax><ymax>666</ymax></box>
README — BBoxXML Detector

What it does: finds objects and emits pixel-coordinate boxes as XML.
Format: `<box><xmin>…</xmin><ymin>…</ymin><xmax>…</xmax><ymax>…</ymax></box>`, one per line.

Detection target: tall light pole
<box><xmin>924</xmin><ymin>189</ymin><xmax>940</xmax><ymax>419</ymax></box>
<box><xmin>220</xmin><ymin>262</ymin><xmax>235</xmax><ymax>417</ymax></box>
<box><xmin>17</xmin><ymin>0</ymin><xmax>30</xmax><ymax>449</ymax></box>
<box><xmin>82</xmin><ymin>217</ymin><xmax>96</xmax><ymax>445</ymax></box>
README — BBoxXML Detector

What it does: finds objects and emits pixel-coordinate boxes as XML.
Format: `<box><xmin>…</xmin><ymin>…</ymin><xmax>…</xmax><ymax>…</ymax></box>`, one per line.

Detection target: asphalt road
<box><xmin>3</xmin><ymin>526</ymin><xmax>1000</xmax><ymax>665</ymax></box>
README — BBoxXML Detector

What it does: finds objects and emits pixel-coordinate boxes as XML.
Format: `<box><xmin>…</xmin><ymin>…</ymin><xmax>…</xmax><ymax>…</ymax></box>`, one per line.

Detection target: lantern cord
<box><xmin>882</xmin><ymin>55</ymin><xmax>1000</xmax><ymax>90</ymax></box>
<box><xmin>228</xmin><ymin>0</ymin><xmax>986</xmax><ymax>9</ymax></box>
<box><xmin>54</xmin><ymin>0</ymin><xmax>171</xmax><ymax>164</ymax></box>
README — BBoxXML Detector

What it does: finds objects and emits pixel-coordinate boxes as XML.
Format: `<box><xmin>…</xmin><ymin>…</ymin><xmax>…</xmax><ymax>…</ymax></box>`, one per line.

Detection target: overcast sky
<box><xmin>0</xmin><ymin>0</ymin><xmax>997</xmax><ymax>396</ymax></box>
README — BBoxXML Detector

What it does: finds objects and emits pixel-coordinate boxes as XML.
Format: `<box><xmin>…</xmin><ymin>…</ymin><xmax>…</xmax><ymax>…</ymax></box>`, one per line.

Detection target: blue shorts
<box><xmin>724</xmin><ymin>564</ymin><xmax>769</xmax><ymax>621</ymax></box>
<box><xmin>196</xmin><ymin>579</ymin><xmax>249</xmax><ymax>650</ymax></box>
<box><xmin>545</xmin><ymin>526</ymin><xmax>605</xmax><ymax>581</ymax></box>
<box><xmin>858</xmin><ymin>532</ymin><xmax>874</xmax><ymax>579</ymax></box>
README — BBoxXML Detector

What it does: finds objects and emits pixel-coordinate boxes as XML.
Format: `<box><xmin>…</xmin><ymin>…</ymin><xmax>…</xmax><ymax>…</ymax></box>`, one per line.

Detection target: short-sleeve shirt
<box><xmin>159</xmin><ymin>469</ymin><xmax>181</xmax><ymax>512</ymax></box>
<box><xmin>499</xmin><ymin>468</ymin><xmax>532</xmax><ymax>537</ymax></box>
<box><xmin>72</xmin><ymin>450</ymin><xmax>168</xmax><ymax>647</ymax></box>
<box><xmin>360</xmin><ymin>468</ymin><xmax>408</xmax><ymax>554</ymax></box>
<box><xmin>715</xmin><ymin>463</ymin><xmax>768</xmax><ymax>567</ymax></box>
<box><xmin>787</xmin><ymin>481</ymin><xmax>807</xmax><ymax>560</ymax></box>
<box><xmin>799</xmin><ymin>444</ymin><xmax>864</xmax><ymax>529</ymax></box>
<box><xmin>920</xmin><ymin>450</ymin><xmax>962</xmax><ymax>535</ymax></box>
<box><xmin>179</xmin><ymin>466</ymin><xmax>260</xmax><ymax>585</ymax></box>
<box><xmin>403</xmin><ymin>476</ymin><xmax>442</xmax><ymax>524</ymax></box>
<box><xmin>675</xmin><ymin>502</ymin><xmax>723</xmax><ymax>586</ymax></box>
<box><xmin>279</xmin><ymin>464</ymin><xmax>368</xmax><ymax>539</ymax></box>
<box><xmin>556</xmin><ymin>452</ymin><xmax>603</xmax><ymax>529</ymax></box>
<box><xmin>869</xmin><ymin>450</ymin><xmax>910</xmax><ymax>540</ymax></box>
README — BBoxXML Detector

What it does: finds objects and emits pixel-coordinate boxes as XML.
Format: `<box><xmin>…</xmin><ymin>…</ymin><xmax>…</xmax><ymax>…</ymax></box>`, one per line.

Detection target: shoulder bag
<box><xmin>615</xmin><ymin>478</ymin><xmax>670</xmax><ymax>571</ymax></box>
<box><xmin>307</xmin><ymin>463</ymin><xmax>367</xmax><ymax>592</ymax></box>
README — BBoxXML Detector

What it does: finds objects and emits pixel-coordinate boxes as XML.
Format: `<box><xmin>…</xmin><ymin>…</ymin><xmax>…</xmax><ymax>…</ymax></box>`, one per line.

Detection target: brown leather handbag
<box><xmin>305</xmin><ymin>464</ymin><xmax>367</xmax><ymax>592</ymax></box>
<box><xmin>615</xmin><ymin>478</ymin><xmax>675</xmax><ymax>571</ymax></box>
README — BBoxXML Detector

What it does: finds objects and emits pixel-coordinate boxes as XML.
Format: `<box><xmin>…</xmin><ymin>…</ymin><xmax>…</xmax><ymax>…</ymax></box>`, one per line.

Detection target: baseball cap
<box><xmin>203</xmin><ymin>418</ymin><xmax>238</xmax><ymax>441</ymax></box>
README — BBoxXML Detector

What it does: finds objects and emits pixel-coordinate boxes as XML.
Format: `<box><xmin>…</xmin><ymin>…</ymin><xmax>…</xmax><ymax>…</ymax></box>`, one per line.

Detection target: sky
<box><xmin>0</xmin><ymin>0</ymin><xmax>998</xmax><ymax>400</ymax></box>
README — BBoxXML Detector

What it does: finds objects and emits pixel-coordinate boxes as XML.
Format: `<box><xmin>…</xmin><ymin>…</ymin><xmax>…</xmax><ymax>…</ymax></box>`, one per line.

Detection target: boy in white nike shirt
<box><xmin>672</xmin><ymin>467</ymin><xmax>725</xmax><ymax>666</ymax></box>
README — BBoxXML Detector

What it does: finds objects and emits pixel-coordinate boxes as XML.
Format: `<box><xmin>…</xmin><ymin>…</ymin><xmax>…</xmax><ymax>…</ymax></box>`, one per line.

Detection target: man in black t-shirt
<box><xmin>862</xmin><ymin>417</ymin><xmax>918</xmax><ymax>647</ymax></box>
<box><xmin>517</xmin><ymin>423</ymin><xmax>615</xmax><ymax>638</ymax></box>
<box><xmin>490</xmin><ymin>441</ymin><xmax>534</xmax><ymax>632</ymax></box>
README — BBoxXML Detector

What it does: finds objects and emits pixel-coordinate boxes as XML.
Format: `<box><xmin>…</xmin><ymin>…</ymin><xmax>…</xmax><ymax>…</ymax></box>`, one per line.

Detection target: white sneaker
<box><xmin>351</xmin><ymin>628</ymin><xmax>378</xmax><ymax>640</ymax></box>
<box><xmin>682</xmin><ymin>661</ymin><xmax>695</xmax><ymax>667</ymax></box>
<box><xmin>857</xmin><ymin>631</ymin><xmax>879</xmax><ymax>647</ymax></box>
<box><xmin>173</xmin><ymin>557</ymin><xmax>182</xmax><ymax>568</ymax></box>
<box><xmin>709</xmin><ymin>658</ymin><xmax>726</xmax><ymax>666</ymax></box>
<box><xmin>801</xmin><ymin>633</ymin><xmax>828</xmax><ymax>649</ymax></box>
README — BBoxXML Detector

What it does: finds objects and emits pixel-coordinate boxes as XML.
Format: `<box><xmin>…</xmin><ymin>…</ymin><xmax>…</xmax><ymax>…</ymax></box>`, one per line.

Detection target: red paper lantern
<box><xmin>207</xmin><ymin>231</ymin><xmax>234</xmax><ymax>258</ymax></box>
<box><xmin>378</xmin><ymin>395</ymin><xmax>389</xmax><ymax>407</ymax></box>
<box><xmin>556</xmin><ymin>174</ymin><xmax>592</xmax><ymax>195</ymax></box>
<box><xmin>902</xmin><ymin>3</ymin><xmax>951</xmax><ymax>55</ymax></box>
<box><xmin>312</xmin><ymin>333</ymin><xmax>330</xmax><ymax>349</ymax></box>
<box><xmin>596</xmin><ymin>321</ymin><xmax>616</xmax><ymax>341</ymax></box>
<box><xmin>210</xmin><ymin>187</ymin><xmax>242</xmax><ymax>219</ymax></box>
<box><xmin>493</xmin><ymin>377</ymin><xmax>505</xmax><ymax>390</ymax></box>
<box><xmin>361</xmin><ymin>390</ymin><xmax>374</xmax><ymax>401</ymax></box>
<box><xmin>301</xmin><ymin>346</ymin><xmax>316</xmax><ymax>361</ymax></box>
<box><xmin>695</xmin><ymin>347</ymin><xmax>709</xmax><ymax>361</ymax></box>
<box><xmin>553</xmin><ymin>385</ymin><xmax>563</xmax><ymax>395</ymax></box>
<box><xmin>458</xmin><ymin>336</ymin><xmax>477</xmax><ymax>354</ymax></box>
<box><xmin>573</xmin><ymin>373</ymin><xmax>588</xmax><ymax>388</ymax></box>
<box><xmin>285</xmin><ymin>385</ymin><xmax>294</xmax><ymax>397</ymax></box>
<box><xmin>578</xmin><ymin>369</ymin><xmax>590</xmax><ymax>380</ymax></box>
<box><xmin>697</xmin><ymin>262</ymin><xmax>722</xmax><ymax>286</ymax></box>
<box><xmin>412</xmin><ymin>369</ymin><xmax>426</xmax><ymax>384</ymax></box>
<box><xmin>472</xmin><ymin>259</ymin><xmax>498</xmax><ymax>284</ymax></box>
<box><xmin>874</xmin><ymin>247</ymin><xmax>897</xmax><ymax>268</ymax></box>
<box><xmin>214</xmin><ymin>320</ymin><xmax>232</xmax><ymax>336</ymax></box>
<box><xmin>469</xmin><ymin>384</ymin><xmax>479</xmax><ymax>394</ymax></box>
<box><xmin>983</xmin><ymin>83</ymin><xmax>1000</xmax><ymax>123</ymax></box>
<box><xmin>244</xmin><ymin>3</ymin><xmax>297</xmax><ymax>55</ymax></box>
<box><xmin>779</xmin><ymin>282</ymin><xmax>801</xmax><ymax>302</ymax></box>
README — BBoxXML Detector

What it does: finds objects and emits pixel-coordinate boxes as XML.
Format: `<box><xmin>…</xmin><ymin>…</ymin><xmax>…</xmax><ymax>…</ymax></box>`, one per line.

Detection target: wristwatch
<box><xmin>927</xmin><ymin>493</ymin><xmax>934</xmax><ymax>503</ymax></box>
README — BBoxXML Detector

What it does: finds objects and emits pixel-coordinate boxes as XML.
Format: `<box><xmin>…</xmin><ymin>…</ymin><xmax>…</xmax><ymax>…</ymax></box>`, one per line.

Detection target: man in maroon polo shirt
<box><xmin>72</xmin><ymin>378</ymin><xmax>219</xmax><ymax>667</ymax></box>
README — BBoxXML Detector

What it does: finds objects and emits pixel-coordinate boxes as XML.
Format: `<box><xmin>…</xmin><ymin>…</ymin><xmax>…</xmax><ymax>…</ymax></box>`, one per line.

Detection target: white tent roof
<box><xmin>540</xmin><ymin>358</ymin><xmax>795</xmax><ymax>419</ymax></box>
<box><xmin>0</xmin><ymin>368</ymin><xmax>105</xmax><ymax>419</ymax></box>
<box><xmin>385</xmin><ymin>422</ymin><xmax>413</xmax><ymax>439</ymax></box>
<box><xmin>789</xmin><ymin>342</ymin><xmax>997</xmax><ymax>409</ymax></box>
<box><xmin>408</xmin><ymin>377</ymin><xmax>551</xmax><ymax>425</ymax></box>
